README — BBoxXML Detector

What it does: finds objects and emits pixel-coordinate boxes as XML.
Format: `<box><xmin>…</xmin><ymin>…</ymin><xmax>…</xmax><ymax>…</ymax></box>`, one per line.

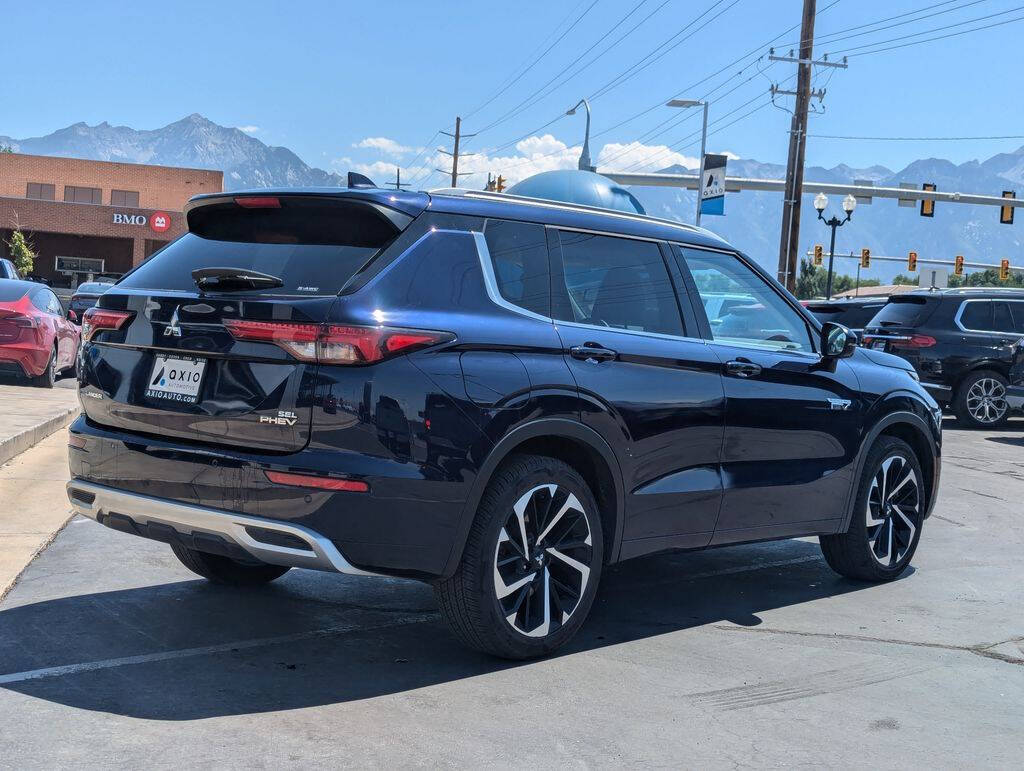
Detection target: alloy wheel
<box><xmin>493</xmin><ymin>483</ymin><xmax>593</xmax><ymax>638</ymax></box>
<box><xmin>865</xmin><ymin>454</ymin><xmax>920</xmax><ymax>568</ymax></box>
<box><xmin>966</xmin><ymin>377</ymin><xmax>1008</xmax><ymax>424</ymax></box>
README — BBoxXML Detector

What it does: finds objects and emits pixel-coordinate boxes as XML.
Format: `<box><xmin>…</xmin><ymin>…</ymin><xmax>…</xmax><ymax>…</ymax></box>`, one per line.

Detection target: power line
<box><xmin>463</xmin><ymin>0</ymin><xmax>599</xmax><ymax>120</ymax></box>
<box><xmin>828</xmin><ymin>4</ymin><xmax>1024</xmax><ymax>55</ymax></box>
<box><xmin>810</xmin><ymin>133</ymin><xmax>1024</xmax><ymax>141</ymax></box>
<box><xmin>778</xmin><ymin>0</ymin><xmax>975</xmax><ymax>48</ymax></box>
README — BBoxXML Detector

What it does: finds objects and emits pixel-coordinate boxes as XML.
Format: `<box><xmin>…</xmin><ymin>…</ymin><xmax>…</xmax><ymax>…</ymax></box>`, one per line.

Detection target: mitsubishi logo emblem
<box><xmin>164</xmin><ymin>307</ymin><xmax>182</xmax><ymax>337</ymax></box>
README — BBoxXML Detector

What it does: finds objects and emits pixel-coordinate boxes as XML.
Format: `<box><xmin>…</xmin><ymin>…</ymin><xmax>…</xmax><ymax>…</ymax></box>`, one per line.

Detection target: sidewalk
<box><xmin>0</xmin><ymin>380</ymin><xmax>79</xmax><ymax>599</ymax></box>
<box><xmin>0</xmin><ymin>380</ymin><xmax>79</xmax><ymax>467</ymax></box>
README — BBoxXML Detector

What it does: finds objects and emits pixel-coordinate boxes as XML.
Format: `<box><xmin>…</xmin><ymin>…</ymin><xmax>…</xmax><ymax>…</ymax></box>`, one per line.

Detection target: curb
<box><xmin>0</xmin><ymin>405</ymin><xmax>79</xmax><ymax>468</ymax></box>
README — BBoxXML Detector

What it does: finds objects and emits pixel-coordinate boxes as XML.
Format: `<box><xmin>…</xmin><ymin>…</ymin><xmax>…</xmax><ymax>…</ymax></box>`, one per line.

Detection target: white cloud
<box><xmin>353</xmin><ymin>137</ymin><xmax>415</xmax><ymax>156</ymax></box>
<box><xmin>596</xmin><ymin>142</ymin><xmax>699</xmax><ymax>173</ymax></box>
<box><xmin>237</xmin><ymin>125</ymin><xmax>260</xmax><ymax>134</ymax></box>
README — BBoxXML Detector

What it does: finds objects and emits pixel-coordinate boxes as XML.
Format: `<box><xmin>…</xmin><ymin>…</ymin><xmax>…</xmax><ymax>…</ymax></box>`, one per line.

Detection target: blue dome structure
<box><xmin>507</xmin><ymin>170</ymin><xmax>645</xmax><ymax>215</ymax></box>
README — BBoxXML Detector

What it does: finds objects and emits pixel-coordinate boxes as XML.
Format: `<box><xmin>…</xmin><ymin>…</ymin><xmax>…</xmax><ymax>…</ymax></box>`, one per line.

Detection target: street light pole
<box><xmin>566</xmin><ymin>99</ymin><xmax>595</xmax><ymax>172</ymax></box>
<box><xmin>814</xmin><ymin>192</ymin><xmax>857</xmax><ymax>300</ymax></box>
<box><xmin>666</xmin><ymin>99</ymin><xmax>709</xmax><ymax>227</ymax></box>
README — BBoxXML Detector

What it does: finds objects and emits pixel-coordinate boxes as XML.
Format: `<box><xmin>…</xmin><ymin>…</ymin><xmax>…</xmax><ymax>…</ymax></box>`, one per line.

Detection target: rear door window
<box><xmin>1011</xmin><ymin>303</ymin><xmax>1024</xmax><ymax>332</ymax></box>
<box><xmin>959</xmin><ymin>301</ymin><xmax>992</xmax><ymax>331</ymax></box>
<box><xmin>992</xmin><ymin>302</ymin><xmax>1016</xmax><ymax>333</ymax></box>
<box><xmin>483</xmin><ymin>219</ymin><xmax>550</xmax><ymax>316</ymax></box>
<box><xmin>552</xmin><ymin>231</ymin><xmax>684</xmax><ymax>337</ymax></box>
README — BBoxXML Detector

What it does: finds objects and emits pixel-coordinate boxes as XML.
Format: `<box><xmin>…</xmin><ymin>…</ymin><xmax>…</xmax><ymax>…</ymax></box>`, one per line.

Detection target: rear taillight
<box><xmin>264</xmin><ymin>470</ymin><xmax>369</xmax><ymax>492</ymax></box>
<box><xmin>0</xmin><ymin>313</ymin><xmax>37</xmax><ymax>328</ymax></box>
<box><xmin>224</xmin><ymin>320</ymin><xmax>452</xmax><ymax>364</ymax></box>
<box><xmin>81</xmin><ymin>308</ymin><xmax>135</xmax><ymax>341</ymax></box>
<box><xmin>891</xmin><ymin>334</ymin><xmax>936</xmax><ymax>349</ymax></box>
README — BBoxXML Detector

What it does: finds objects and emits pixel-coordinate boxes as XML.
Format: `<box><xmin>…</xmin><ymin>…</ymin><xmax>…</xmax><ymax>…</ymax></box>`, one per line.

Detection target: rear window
<box><xmin>869</xmin><ymin>296</ymin><xmax>935</xmax><ymax>327</ymax></box>
<box><xmin>0</xmin><ymin>282</ymin><xmax>30</xmax><ymax>302</ymax></box>
<box><xmin>120</xmin><ymin>198</ymin><xmax>408</xmax><ymax>296</ymax></box>
<box><xmin>75</xmin><ymin>282</ymin><xmax>110</xmax><ymax>294</ymax></box>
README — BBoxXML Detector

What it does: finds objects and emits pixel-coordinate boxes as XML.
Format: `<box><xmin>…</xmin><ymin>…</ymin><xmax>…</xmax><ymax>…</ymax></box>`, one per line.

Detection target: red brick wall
<box><xmin>0</xmin><ymin>153</ymin><xmax>222</xmax><ymax>211</ymax></box>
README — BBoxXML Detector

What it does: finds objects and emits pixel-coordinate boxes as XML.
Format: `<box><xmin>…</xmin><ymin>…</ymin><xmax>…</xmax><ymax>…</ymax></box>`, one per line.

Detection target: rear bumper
<box><xmin>0</xmin><ymin>342</ymin><xmax>47</xmax><ymax>377</ymax></box>
<box><xmin>67</xmin><ymin>479</ymin><xmax>379</xmax><ymax>576</ymax></box>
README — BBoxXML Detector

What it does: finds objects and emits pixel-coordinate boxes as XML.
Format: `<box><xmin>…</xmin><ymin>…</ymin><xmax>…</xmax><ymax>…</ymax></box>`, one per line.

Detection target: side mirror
<box><xmin>821</xmin><ymin>322</ymin><xmax>857</xmax><ymax>359</ymax></box>
<box><xmin>67</xmin><ymin>309</ymin><xmax>78</xmax><ymax>323</ymax></box>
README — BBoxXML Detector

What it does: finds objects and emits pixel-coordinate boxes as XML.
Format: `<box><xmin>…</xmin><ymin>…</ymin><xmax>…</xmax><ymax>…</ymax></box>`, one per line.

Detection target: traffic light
<box><xmin>907</xmin><ymin>251</ymin><xmax>917</xmax><ymax>271</ymax></box>
<box><xmin>1000</xmin><ymin>258</ymin><xmax>1011</xmax><ymax>281</ymax></box>
<box><xmin>954</xmin><ymin>255</ymin><xmax>964</xmax><ymax>275</ymax></box>
<box><xmin>813</xmin><ymin>244</ymin><xmax>823</xmax><ymax>266</ymax></box>
<box><xmin>1001</xmin><ymin>191</ymin><xmax>1015</xmax><ymax>225</ymax></box>
<box><xmin>860</xmin><ymin>248</ymin><xmax>870</xmax><ymax>268</ymax></box>
<box><xmin>495</xmin><ymin>175</ymin><xmax>506</xmax><ymax>192</ymax></box>
<box><xmin>921</xmin><ymin>183</ymin><xmax>936</xmax><ymax>217</ymax></box>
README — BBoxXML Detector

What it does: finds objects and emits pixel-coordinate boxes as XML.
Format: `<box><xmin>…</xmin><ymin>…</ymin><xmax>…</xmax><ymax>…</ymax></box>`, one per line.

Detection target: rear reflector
<box><xmin>234</xmin><ymin>196</ymin><xmax>281</xmax><ymax>209</ymax></box>
<box><xmin>224</xmin><ymin>320</ymin><xmax>452</xmax><ymax>364</ymax></box>
<box><xmin>81</xmin><ymin>308</ymin><xmax>135</xmax><ymax>341</ymax></box>
<box><xmin>264</xmin><ymin>470</ymin><xmax>369</xmax><ymax>492</ymax></box>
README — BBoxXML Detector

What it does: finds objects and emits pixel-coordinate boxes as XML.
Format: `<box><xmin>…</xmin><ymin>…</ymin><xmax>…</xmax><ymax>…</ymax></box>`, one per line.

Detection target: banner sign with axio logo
<box><xmin>700</xmin><ymin>154</ymin><xmax>727</xmax><ymax>216</ymax></box>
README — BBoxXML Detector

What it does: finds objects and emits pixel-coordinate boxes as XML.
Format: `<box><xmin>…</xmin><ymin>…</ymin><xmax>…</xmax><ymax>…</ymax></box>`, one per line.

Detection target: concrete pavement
<box><xmin>0</xmin><ymin>419</ymin><xmax>1021</xmax><ymax>767</ymax></box>
<box><xmin>0</xmin><ymin>379</ymin><xmax>78</xmax><ymax>467</ymax></box>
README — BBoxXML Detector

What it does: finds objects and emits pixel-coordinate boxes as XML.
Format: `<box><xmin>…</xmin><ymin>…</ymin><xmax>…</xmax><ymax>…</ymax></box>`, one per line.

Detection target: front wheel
<box><xmin>435</xmin><ymin>454</ymin><xmax>604</xmax><ymax>659</ymax></box>
<box><xmin>820</xmin><ymin>436</ymin><xmax>924</xmax><ymax>582</ymax></box>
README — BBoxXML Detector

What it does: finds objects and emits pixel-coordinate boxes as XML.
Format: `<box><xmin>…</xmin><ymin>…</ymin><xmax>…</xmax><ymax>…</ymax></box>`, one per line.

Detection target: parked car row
<box><xmin>0</xmin><ymin>278</ymin><xmax>80</xmax><ymax>386</ymax></box>
<box><xmin>806</xmin><ymin>290</ymin><xmax>1024</xmax><ymax>428</ymax></box>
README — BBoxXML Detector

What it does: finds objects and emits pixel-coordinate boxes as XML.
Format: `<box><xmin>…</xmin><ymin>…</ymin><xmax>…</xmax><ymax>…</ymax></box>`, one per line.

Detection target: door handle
<box><xmin>724</xmin><ymin>359</ymin><xmax>762</xmax><ymax>378</ymax></box>
<box><xmin>570</xmin><ymin>343</ymin><xmax>617</xmax><ymax>363</ymax></box>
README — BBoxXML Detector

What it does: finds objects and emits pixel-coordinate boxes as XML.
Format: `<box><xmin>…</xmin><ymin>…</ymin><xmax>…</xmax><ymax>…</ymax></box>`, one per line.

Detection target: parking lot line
<box><xmin>0</xmin><ymin>611</ymin><xmax>437</xmax><ymax>686</ymax></box>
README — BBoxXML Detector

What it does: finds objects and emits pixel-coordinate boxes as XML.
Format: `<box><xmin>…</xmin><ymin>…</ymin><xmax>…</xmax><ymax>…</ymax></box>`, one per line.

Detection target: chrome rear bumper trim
<box><xmin>66</xmin><ymin>479</ymin><xmax>378</xmax><ymax>576</ymax></box>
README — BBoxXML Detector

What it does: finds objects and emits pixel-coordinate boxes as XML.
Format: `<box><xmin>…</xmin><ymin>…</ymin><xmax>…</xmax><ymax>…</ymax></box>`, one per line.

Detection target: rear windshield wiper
<box><xmin>192</xmin><ymin>267</ymin><xmax>284</xmax><ymax>292</ymax></box>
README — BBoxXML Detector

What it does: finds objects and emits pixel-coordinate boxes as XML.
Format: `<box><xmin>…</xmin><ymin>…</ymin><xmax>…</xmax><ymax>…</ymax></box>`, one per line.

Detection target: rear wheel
<box><xmin>953</xmin><ymin>370</ymin><xmax>1009</xmax><ymax>428</ymax></box>
<box><xmin>170</xmin><ymin>543</ymin><xmax>290</xmax><ymax>586</ymax></box>
<box><xmin>31</xmin><ymin>346</ymin><xmax>56</xmax><ymax>388</ymax></box>
<box><xmin>820</xmin><ymin>436</ymin><xmax>924</xmax><ymax>582</ymax></box>
<box><xmin>435</xmin><ymin>454</ymin><xmax>603</xmax><ymax>659</ymax></box>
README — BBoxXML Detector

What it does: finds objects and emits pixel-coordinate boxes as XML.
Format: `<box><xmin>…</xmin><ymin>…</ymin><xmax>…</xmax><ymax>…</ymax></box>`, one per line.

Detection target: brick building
<box><xmin>0</xmin><ymin>153</ymin><xmax>222</xmax><ymax>287</ymax></box>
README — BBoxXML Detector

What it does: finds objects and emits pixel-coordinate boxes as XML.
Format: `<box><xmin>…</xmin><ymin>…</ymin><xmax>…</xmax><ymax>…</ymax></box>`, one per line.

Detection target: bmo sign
<box><xmin>113</xmin><ymin>210</ymin><xmax>172</xmax><ymax>233</ymax></box>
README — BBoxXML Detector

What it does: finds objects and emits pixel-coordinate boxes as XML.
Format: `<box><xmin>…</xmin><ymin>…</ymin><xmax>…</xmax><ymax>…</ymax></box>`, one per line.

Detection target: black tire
<box><xmin>169</xmin><ymin>542</ymin><xmax>290</xmax><ymax>586</ymax></box>
<box><xmin>31</xmin><ymin>346</ymin><xmax>57</xmax><ymax>388</ymax></box>
<box><xmin>820</xmin><ymin>436</ymin><xmax>924</xmax><ymax>582</ymax></box>
<box><xmin>434</xmin><ymin>454</ymin><xmax>604</xmax><ymax>659</ymax></box>
<box><xmin>953</xmin><ymin>370</ymin><xmax>1010</xmax><ymax>428</ymax></box>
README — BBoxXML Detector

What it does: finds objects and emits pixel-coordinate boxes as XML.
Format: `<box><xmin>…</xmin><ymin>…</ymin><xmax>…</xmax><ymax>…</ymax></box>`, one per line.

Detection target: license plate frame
<box><xmin>145</xmin><ymin>355</ymin><xmax>207</xmax><ymax>404</ymax></box>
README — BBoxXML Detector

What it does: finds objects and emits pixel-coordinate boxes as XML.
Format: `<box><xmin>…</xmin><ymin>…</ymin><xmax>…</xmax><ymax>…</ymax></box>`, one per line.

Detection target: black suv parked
<box><xmin>67</xmin><ymin>188</ymin><xmax>941</xmax><ymax>658</ymax></box>
<box><xmin>803</xmin><ymin>296</ymin><xmax>888</xmax><ymax>336</ymax></box>
<box><xmin>863</xmin><ymin>289</ymin><xmax>1024</xmax><ymax>428</ymax></box>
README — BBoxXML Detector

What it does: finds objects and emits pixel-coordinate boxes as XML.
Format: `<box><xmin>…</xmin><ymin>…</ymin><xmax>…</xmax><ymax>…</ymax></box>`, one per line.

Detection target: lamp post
<box><xmin>566</xmin><ymin>99</ymin><xmax>595</xmax><ymax>172</ymax></box>
<box><xmin>814</xmin><ymin>192</ymin><xmax>857</xmax><ymax>299</ymax></box>
<box><xmin>667</xmin><ymin>98</ymin><xmax>709</xmax><ymax>226</ymax></box>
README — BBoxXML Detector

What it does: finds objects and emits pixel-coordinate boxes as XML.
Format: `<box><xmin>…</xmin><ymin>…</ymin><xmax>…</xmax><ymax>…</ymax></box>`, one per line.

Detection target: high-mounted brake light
<box><xmin>234</xmin><ymin>196</ymin><xmax>281</xmax><ymax>209</ymax></box>
<box><xmin>223</xmin><ymin>320</ymin><xmax>452</xmax><ymax>364</ymax></box>
<box><xmin>264</xmin><ymin>470</ymin><xmax>369</xmax><ymax>492</ymax></box>
<box><xmin>81</xmin><ymin>308</ymin><xmax>135</xmax><ymax>341</ymax></box>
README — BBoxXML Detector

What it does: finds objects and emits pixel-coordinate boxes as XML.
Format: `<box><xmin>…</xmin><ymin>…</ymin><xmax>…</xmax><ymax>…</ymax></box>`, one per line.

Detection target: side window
<box><xmin>681</xmin><ymin>248</ymin><xmax>813</xmax><ymax>353</ymax></box>
<box><xmin>552</xmin><ymin>231</ymin><xmax>684</xmax><ymax>337</ymax></box>
<box><xmin>47</xmin><ymin>291</ymin><xmax>64</xmax><ymax>316</ymax></box>
<box><xmin>1011</xmin><ymin>303</ymin><xmax>1024</xmax><ymax>333</ymax></box>
<box><xmin>959</xmin><ymin>301</ymin><xmax>991</xmax><ymax>331</ymax></box>
<box><xmin>483</xmin><ymin>219</ymin><xmax>550</xmax><ymax>316</ymax></box>
<box><xmin>30</xmin><ymin>289</ymin><xmax>51</xmax><ymax>313</ymax></box>
<box><xmin>992</xmin><ymin>302</ymin><xmax>1015</xmax><ymax>333</ymax></box>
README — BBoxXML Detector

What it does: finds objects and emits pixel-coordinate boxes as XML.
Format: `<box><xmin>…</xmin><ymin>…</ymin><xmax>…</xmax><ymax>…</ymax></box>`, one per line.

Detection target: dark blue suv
<box><xmin>67</xmin><ymin>187</ymin><xmax>942</xmax><ymax>658</ymax></box>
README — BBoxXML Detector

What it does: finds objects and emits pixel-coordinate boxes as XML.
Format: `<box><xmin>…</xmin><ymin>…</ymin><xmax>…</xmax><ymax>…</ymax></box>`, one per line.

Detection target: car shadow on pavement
<box><xmin>0</xmin><ymin>539</ymin><xmax>888</xmax><ymax>721</ymax></box>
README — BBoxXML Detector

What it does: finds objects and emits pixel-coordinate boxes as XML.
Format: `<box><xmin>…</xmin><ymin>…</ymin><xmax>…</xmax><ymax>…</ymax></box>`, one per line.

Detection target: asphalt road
<box><xmin>0</xmin><ymin>419</ymin><xmax>1021</xmax><ymax>768</ymax></box>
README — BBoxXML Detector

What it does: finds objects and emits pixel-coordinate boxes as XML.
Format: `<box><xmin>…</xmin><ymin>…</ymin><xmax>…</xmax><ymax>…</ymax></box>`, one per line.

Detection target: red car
<box><xmin>0</xmin><ymin>279</ymin><xmax>80</xmax><ymax>387</ymax></box>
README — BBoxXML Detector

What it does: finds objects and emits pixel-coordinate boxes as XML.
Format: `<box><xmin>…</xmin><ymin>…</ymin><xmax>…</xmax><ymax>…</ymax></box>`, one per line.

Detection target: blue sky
<box><xmin>4</xmin><ymin>0</ymin><xmax>1024</xmax><ymax>188</ymax></box>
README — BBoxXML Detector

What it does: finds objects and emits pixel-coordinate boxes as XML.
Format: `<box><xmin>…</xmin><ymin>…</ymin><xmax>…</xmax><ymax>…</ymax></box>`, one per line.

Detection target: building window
<box><xmin>64</xmin><ymin>185</ymin><xmax>103</xmax><ymax>205</ymax></box>
<box><xmin>110</xmin><ymin>189</ymin><xmax>140</xmax><ymax>208</ymax></box>
<box><xmin>26</xmin><ymin>182</ymin><xmax>56</xmax><ymax>201</ymax></box>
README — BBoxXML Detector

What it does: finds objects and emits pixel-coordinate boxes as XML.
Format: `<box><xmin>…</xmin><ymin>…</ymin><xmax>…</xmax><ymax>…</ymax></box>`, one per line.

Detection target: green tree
<box><xmin>5</xmin><ymin>228</ymin><xmax>35</xmax><ymax>275</ymax></box>
<box><xmin>891</xmin><ymin>273</ymin><xmax>918</xmax><ymax>286</ymax></box>
<box><xmin>948</xmin><ymin>268</ymin><xmax>1024</xmax><ymax>288</ymax></box>
<box><xmin>794</xmin><ymin>258</ymin><xmax>880</xmax><ymax>299</ymax></box>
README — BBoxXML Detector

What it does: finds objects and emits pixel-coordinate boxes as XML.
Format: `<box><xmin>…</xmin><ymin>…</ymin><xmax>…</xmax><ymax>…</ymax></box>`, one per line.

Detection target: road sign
<box><xmin>700</xmin><ymin>154</ymin><xmax>727</xmax><ymax>216</ymax></box>
<box><xmin>920</xmin><ymin>267</ymin><xmax>948</xmax><ymax>288</ymax></box>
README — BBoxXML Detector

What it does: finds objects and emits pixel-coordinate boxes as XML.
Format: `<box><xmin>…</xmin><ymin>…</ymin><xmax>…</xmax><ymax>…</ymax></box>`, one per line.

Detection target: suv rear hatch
<box><xmin>79</xmin><ymin>191</ymin><xmax>425</xmax><ymax>452</ymax></box>
<box><xmin>862</xmin><ymin>294</ymin><xmax>941</xmax><ymax>353</ymax></box>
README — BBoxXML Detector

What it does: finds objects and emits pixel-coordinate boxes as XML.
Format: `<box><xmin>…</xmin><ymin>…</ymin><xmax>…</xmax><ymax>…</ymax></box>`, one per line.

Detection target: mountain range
<box><xmin>3</xmin><ymin>114</ymin><xmax>1022</xmax><ymax>282</ymax></box>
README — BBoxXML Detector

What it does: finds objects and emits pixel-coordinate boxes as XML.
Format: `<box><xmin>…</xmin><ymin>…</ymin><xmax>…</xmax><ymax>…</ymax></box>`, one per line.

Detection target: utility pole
<box><xmin>387</xmin><ymin>166</ymin><xmax>410</xmax><ymax>191</ymax></box>
<box><xmin>437</xmin><ymin>116</ymin><xmax>477</xmax><ymax>189</ymax></box>
<box><xmin>775</xmin><ymin>0</ymin><xmax>816</xmax><ymax>292</ymax></box>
